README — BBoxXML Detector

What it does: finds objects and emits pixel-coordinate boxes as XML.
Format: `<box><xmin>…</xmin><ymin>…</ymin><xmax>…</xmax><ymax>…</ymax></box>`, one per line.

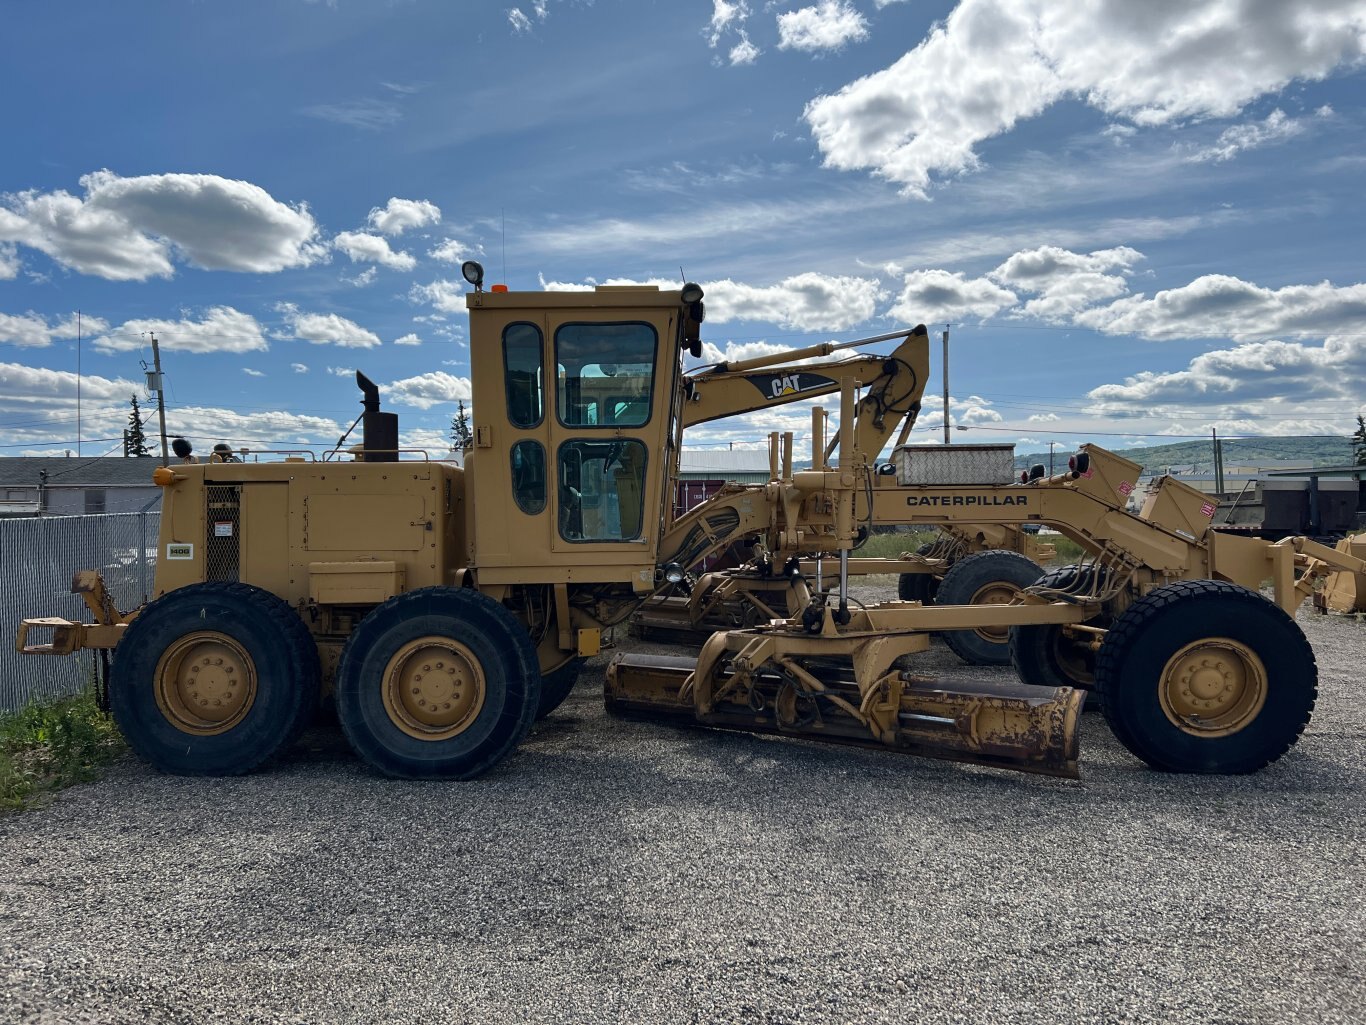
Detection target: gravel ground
<box><xmin>2</xmin><ymin>583</ymin><xmax>1363</xmax><ymax>1025</ymax></box>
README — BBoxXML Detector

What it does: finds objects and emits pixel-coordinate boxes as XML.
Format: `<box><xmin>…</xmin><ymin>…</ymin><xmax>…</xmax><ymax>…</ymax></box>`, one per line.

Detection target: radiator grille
<box><xmin>205</xmin><ymin>485</ymin><xmax>241</xmax><ymax>582</ymax></box>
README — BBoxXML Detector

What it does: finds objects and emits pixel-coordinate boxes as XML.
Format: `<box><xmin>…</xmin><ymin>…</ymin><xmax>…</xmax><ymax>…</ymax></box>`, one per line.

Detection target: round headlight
<box><xmin>664</xmin><ymin>563</ymin><xmax>686</xmax><ymax>585</ymax></box>
<box><xmin>680</xmin><ymin>282</ymin><xmax>704</xmax><ymax>304</ymax></box>
<box><xmin>461</xmin><ymin>260</ymin><xmax>485</xmax><ymax>287</ymax></box>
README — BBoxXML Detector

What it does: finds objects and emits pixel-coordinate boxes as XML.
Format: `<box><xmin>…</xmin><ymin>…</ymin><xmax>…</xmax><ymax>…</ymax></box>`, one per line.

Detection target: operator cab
<box><xmin>463</xmin><ymin>266</ymin><xmax>701</xmax><ymax>589</ymax></box>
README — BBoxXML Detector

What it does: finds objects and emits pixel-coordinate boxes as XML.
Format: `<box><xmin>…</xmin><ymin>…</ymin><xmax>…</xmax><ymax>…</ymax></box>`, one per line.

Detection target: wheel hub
<box><xmin>154</xmin><ymin>632</ymin><xmax>258</xmax><ymax>736</ymax></box>
<box><xmin>382</xmin><ymin>637</ymin><xmax>486</xmax><ymax>741</ymax></box>
<box><xmin>970</xmin><ymin>582</ymin><xmax>1020</xmax><ymax>642</ymax></box>
<box><xmin>1158</xmin><ymin>638</ymin><xmax>1267</xmax><ymax>737</ymax></box>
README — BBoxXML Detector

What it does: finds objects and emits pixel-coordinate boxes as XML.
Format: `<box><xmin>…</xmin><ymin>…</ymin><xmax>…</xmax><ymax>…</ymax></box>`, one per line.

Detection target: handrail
<box><xmin>321</xmin><ymin>447</ymin><xmax>432</xmax><ymax>462</ymax></box>
<box><xmin>237</xmin><ymin>449</ymin><xmax>319</xmax><ymax>462</ymax></box>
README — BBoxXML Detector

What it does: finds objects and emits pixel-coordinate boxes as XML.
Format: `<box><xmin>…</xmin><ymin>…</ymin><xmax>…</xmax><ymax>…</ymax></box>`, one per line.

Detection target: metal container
<box><xmin>893</xmin><ymin>443</ymin><xmax>1016</xmax><ymax>486</ymax></box>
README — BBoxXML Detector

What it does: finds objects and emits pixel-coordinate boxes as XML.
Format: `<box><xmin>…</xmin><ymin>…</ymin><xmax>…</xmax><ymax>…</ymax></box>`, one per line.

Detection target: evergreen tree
<box><xmin>450</xmin><ymin>399</ymin><xmax>473</xmax><ymax>449</ymax></box>
<box><xmin>1353</xmin><ymin>414</ymin><xmax>1366</xmax><ymax>467</ymax></box>
<box><xmin>125</xmin><ymin>393</ymin><xmax>150</xmax><ymax>457</ymax></box>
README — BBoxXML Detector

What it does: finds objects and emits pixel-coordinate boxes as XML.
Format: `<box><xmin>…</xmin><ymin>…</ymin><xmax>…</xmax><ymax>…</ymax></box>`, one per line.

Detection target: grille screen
<box><xmin>205</xmin><ymin>485</ymin><xmax>241</xmax><ymax>582</ymax></box>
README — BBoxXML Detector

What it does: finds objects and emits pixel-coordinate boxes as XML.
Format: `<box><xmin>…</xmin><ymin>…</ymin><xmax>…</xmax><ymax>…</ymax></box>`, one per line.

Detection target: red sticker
<box><xmin>1117</xmin><ymin>480</ymin><xmax>1134</xmax><ymax>496</ymax></box>
<box><xmin>1082</xmin><ymin>468</ymin><xmax>1094</xmax><ymax>478</ymax></box>
<box><xmin>1200</xmin><ymin>501</ymin><xmax>1216</xmax><ymax>517</ymax></box>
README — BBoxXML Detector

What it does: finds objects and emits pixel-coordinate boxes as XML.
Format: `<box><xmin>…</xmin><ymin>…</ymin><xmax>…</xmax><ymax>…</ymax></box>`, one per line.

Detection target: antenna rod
<box><xmin>76</xmin><ymin>310</ymin><xmax>82</xmax><ymax>457</ymax></box>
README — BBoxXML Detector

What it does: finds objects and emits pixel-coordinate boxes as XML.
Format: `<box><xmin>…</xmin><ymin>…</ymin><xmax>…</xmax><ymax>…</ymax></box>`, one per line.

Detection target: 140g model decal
<box><xmin>906</xmin><ymin>494</ymin><xmax>1029</xmax><ymax>507</ymax></box>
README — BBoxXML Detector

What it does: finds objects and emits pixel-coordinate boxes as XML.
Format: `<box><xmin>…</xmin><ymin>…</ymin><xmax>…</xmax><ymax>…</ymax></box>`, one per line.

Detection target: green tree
<box><xmin>1353</xmin><ymin>414</ymin><xmax>1366</xmax><ymax>467</ymax></box>
<box><xmin>450</xmin><ymin>399</ymin><xmax>473</xmax><ymax>450</ymax></box>
<box><xmin>125</xmin><ymin>394</ymin><xmax>150</xmax><ymax>457</ymax></box>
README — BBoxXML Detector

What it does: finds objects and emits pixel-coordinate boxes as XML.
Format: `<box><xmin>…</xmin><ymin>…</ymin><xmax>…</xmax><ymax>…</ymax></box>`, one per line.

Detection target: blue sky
<box><xmin>2</xmin><ymin>0</ymin><xmax>1365</xmax><ymax>460</ymax></box>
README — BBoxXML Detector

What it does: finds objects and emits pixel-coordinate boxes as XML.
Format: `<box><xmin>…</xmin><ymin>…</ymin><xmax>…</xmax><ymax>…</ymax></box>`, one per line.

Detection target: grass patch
<box><xmin>0</xmin><ymin>688</ymin><xmax>125</xmax><ymax>813</ymax></box>
<box><xmin>855</xmin><ymin>529</ymin><xmax>940</xmax><ymax>560</ymax></box>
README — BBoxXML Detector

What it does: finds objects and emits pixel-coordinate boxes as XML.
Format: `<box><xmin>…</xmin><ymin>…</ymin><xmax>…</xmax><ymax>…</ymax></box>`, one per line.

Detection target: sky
<box><xmin>2</xmin><ymin>0</ymin><xmax>1365</xmax><ymax>463</ymax></box>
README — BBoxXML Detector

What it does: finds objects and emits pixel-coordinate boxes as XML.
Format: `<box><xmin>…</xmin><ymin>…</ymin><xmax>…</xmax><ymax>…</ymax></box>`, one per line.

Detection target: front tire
<box><xmin>336</xmin><ymin>587</ymin><xmax>540</xmax><ymax>778</ymax></box>
<box><xmin>1095</xmin><ymin>580</ymin><xmax>1316</xmax><ymax>773</ymax></box>
<box><xmin>934</xmin><ymin>550</ymin><xmax>1043</xmax><ymax>666</ymax></box>
<box><xmin>536</xmin><ymin>657</ymin><xmax>585</xmax><ymax>719</ymax></box>
<box><xmin>109</xmin><ymin>582</ymin><xmax>319</xmax><ymax>775</ymax></box>
<box><xmin>897</xmin><ymin>542</ymin><xmax>940</xmax><ymax>604</ymax></box>
<box><xmin>1009</xmin><ymin>564</ymin><xmax>1107</xmax><ymax>695</ymax></box>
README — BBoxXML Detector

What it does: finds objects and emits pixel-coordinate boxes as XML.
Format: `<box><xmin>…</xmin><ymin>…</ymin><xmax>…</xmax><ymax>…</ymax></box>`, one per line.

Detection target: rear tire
<box><xmin>934</xmin><ymin>550</ymin><xmax>1043</xmax><ymax>666</ymax></box>
<box><xmin>336</xmin><ymin>587</ymin><xmax>540</xmax><ymax>779</ymax></box>
<box><xmin>110</xmin><ymin>582</ymin><xmax>319</xmax><ymax>775</ymax></box>
<box><xmin>537</xmin><ymin>657</ymin><xmax>585</xmax><ymax>719</ymax></box>
<box><xmin>1095</xmin><ymin>580</ymin><xmax>1316</xmax><ymax>773</ymax></box>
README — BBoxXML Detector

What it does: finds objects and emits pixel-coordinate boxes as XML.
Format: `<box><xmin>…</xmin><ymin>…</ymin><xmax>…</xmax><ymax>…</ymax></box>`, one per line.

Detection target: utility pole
<box><xmin>941</xmin><ymin>325</ymin><xmax>951</xmax><ymax>444</ymax></box>
<box><xmin>1049</xmin><ymin>440</ymin><xmax>1056</xmax><ymax>477</ymax></box>
<box><xmin>149</xmin><ymin>332</ymin><xmax>170</xmax><ymax>466</ymax></box>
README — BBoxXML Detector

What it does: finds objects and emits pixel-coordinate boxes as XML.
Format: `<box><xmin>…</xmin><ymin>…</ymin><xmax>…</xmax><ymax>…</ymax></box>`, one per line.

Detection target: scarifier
<box><xmin>17</xmin><ymin>265</ymin><xmax>1365</xmax><ymax>782</ymax></box>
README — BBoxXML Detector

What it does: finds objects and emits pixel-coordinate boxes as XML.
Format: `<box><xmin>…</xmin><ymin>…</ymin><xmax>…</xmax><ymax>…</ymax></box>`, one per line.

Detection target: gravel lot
<box><xmin>2</xmin><ymin>583</ymin><xmax>1363</xmax><ymax>1025</ymax></box>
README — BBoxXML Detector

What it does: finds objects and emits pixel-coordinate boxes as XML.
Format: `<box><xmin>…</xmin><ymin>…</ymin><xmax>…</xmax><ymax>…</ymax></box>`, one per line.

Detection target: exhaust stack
<box><xmin>356</xmin><ymin>371</ymin><xmax>398</xmax><ymax>462</ymax></box>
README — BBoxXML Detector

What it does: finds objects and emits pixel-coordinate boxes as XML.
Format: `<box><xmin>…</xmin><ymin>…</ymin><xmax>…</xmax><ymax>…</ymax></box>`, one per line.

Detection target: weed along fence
<box><xmin>0</xmin><ymin>512</ymin><xmax>160</xmax><ymax>711</ymax></box>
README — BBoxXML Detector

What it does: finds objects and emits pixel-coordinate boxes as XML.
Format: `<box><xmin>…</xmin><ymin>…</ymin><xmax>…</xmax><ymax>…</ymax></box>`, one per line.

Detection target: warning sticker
<box><xmin>166</xmin><ymin>543</ymin><xmax>194</xmax><ymax>560</ymax></box>
<box><xmin>1200</xmin><ymin>501</ymin><xmax>1217</xmax><ymax>518</ymax></box>
<box><xmin>214</xmin><ymin>521</ymin><xmax>234</xmax><ymax>538</ymax></box>
<box><xmin>1117</xmin><ymin>480</ymin><xmax>1134</xmax><ymax>496</ymax></box>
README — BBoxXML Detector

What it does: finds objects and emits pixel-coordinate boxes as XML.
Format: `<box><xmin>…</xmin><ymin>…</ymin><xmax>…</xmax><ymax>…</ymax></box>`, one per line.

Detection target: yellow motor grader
<box><xmin>634</xmin><ymin>331</ymin><xmax>1056</xmax><ymax>667</ymax></box>
<box><xmin>17</xmin><ymin>267</ymin><xmax>1366</xmax><ymax>781</ymax></box>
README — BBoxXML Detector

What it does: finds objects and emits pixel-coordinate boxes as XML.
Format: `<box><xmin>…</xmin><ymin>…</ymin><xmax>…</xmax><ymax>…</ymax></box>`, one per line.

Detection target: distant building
<box><xmin>675</xmin><ymin>448</ymin><xmax>772</xmax><ymax>517</ymax></box>
<box><xmin>0</xmin><ymin>457</ymin><xmax>162</xmax><ymax>517</ymax></box>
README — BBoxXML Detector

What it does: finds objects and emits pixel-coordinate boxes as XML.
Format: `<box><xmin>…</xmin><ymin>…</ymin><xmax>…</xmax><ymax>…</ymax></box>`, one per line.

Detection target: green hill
<box><xmin>1013</xmin><ymin>437</ymin><xmax>1354</xmax><ymax>475</ymax></box>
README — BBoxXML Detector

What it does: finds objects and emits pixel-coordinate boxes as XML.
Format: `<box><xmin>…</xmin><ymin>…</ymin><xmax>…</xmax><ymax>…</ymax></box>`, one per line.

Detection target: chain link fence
<box><xmin>0</xmin><ymin>511</ymin><xmax>160</xmax><ymax>711</ymax></box>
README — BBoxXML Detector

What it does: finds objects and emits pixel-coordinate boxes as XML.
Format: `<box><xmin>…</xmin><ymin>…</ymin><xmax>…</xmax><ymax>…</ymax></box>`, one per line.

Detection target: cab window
<box><xmin>503</xmin><ymin>323</ymin><xmax>544</xmax><ymax>428</ymax></box>
<box><xmin>510</xmin><ymin>440</ymin><xmax>546</xmax><ymax>515</ymax></box>
<box><xmin>555</xmin><ymin>322</ymin><xmax>656</xmax><ymax>428</ymax></box>
<box><xmin>557</xmin><ymin>440</ymin><xmax>647</xmax><ymax>542</ymax></box>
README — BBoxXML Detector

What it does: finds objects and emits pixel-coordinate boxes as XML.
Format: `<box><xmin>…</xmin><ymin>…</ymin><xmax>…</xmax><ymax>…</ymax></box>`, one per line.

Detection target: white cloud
<box><xmin>0</xmin><ymin>311</ymin><xmax>106</xmax><ymax>349</ymax></box>
<box><xmin>508</xmin><ymin>8</ymin><xmax>532</xmax><ymax>32</ymax></box>
<box><xmin>1075</xmin><ymin>274</ymin><xmax>1366</xmax><ymax>342</ymax></box>
<box><xmin>918</xmin><ymin>394</ymin><xmax>1005</xmax><ymax>428</ymax></box>
<box><xmin>384</xmin><ymin>370</ymin><xmax>472</xmax><ymax>409</ymax></box>
<box><xmin>708</xmin><ymin>0</ymin><xmax>749</xmax><ymax>46</ymax></box>
<box><xmin>93</xmin><ymin>307</ymin><xmax>267</xmax><ymax>354</ymax></box>
<box><xmin>409</xmin><ymin>279</ymin><xmax>467</xmax><ymax>314</ymax></box>
<box><xmin>333</xmin><ymin>230</ymin><xmax>416</xmax><ymax>271</ymax></box>
<box><xmin>343</xmin><ymin>266</ymin><xmax>378</xmax><ymax>288</ymax></box>
<box><xmin>990</xmin><ymin>245</ymin><xmax>1143</xmax><ymax>321</ymax></box>
<box><xmin>1027</xmin><ymin>412</ymin><xmax>1060</xmax><ymax>423</ymax></box>
<box><xmin>291</xmin><ymin>363</ymin><xmax>309</xmax><ymax>374</ymax></box>
<box><xmin>429</xmin><ymin>239</ymin><xmax>471</xmax><ymax>263</ymax></box>
<box><xmin>300</xmin><ymin>99</ymin><xmax>402</xmax><ymax>130</ymax></box>
<box><xmin>1087</xmin><ymin>333</ymin><xmax>1366</xmax><ymax>434</ymax></box>
<box><xmin>1186</xmin><ymin>108</ymin><xmax>1311</xmax><ymax>163</ymax></box>
<box><xmin>393</xmin><ymin>333</ymin><xmax>422</xmax><ymax>346</ymax></box>
<box><xmin>729</xmin><ymin>33</ymin><xmax>760</xmax><ymax>66</ymax></box>
<box><xmin>0</xmin><ymin>170</ymin><xmax>324</xmax><ymax>280</ymax></box>
<box><xmin>705</xmin><ymin>273</ymin><xmax>880</xmax><ymax>330</ymax></box>
<box><xmin>367</xmin><ymin>197</ymin><xmax>441</xmax><ymax>236</ymax></box>
<box><xmin>887</xmin><ymin>269</ymin><xmax>1016</xmax><ymax>324</ymax></box>
<box><xmin>536</xmin><ymin>272</ymin><xmax>880</xmax><ymax>331</ymax></box>
<box><xmin>242</xmin><ymin>368</ymin><xmax>266</xmax><ymax>377</ymax></box>
<box><xmin>777</xmin><ymin>1</ymin><xmax>869</xmax><ymax>52</ymax></box>
<box><xmin>0</xmin><ymin>362</ymin><xmax>139</xmax><ymax>407</ymax></box>
<box><xmin>804</xmin><ymin>1</ymin><xmax>1366</xmax><ymax>195</ymax></box>
<box><xmin>168</xmin><ymin>406</ymin><xmax>342</xmax><ymax>447</ymax></box>
<box><xmin>277</xmin><ymin>304</ymin><xmax>382</xmax><ymax>348</ymax></box>
<box><xmin>328</xmin><ymin>366</ymin><xmax>355</xmax><ymax>377</ymax></box>
<box><xmin>0</xmin><ymin>243</ymin><xmax>18</xmax><ymax>279</ymax></box>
